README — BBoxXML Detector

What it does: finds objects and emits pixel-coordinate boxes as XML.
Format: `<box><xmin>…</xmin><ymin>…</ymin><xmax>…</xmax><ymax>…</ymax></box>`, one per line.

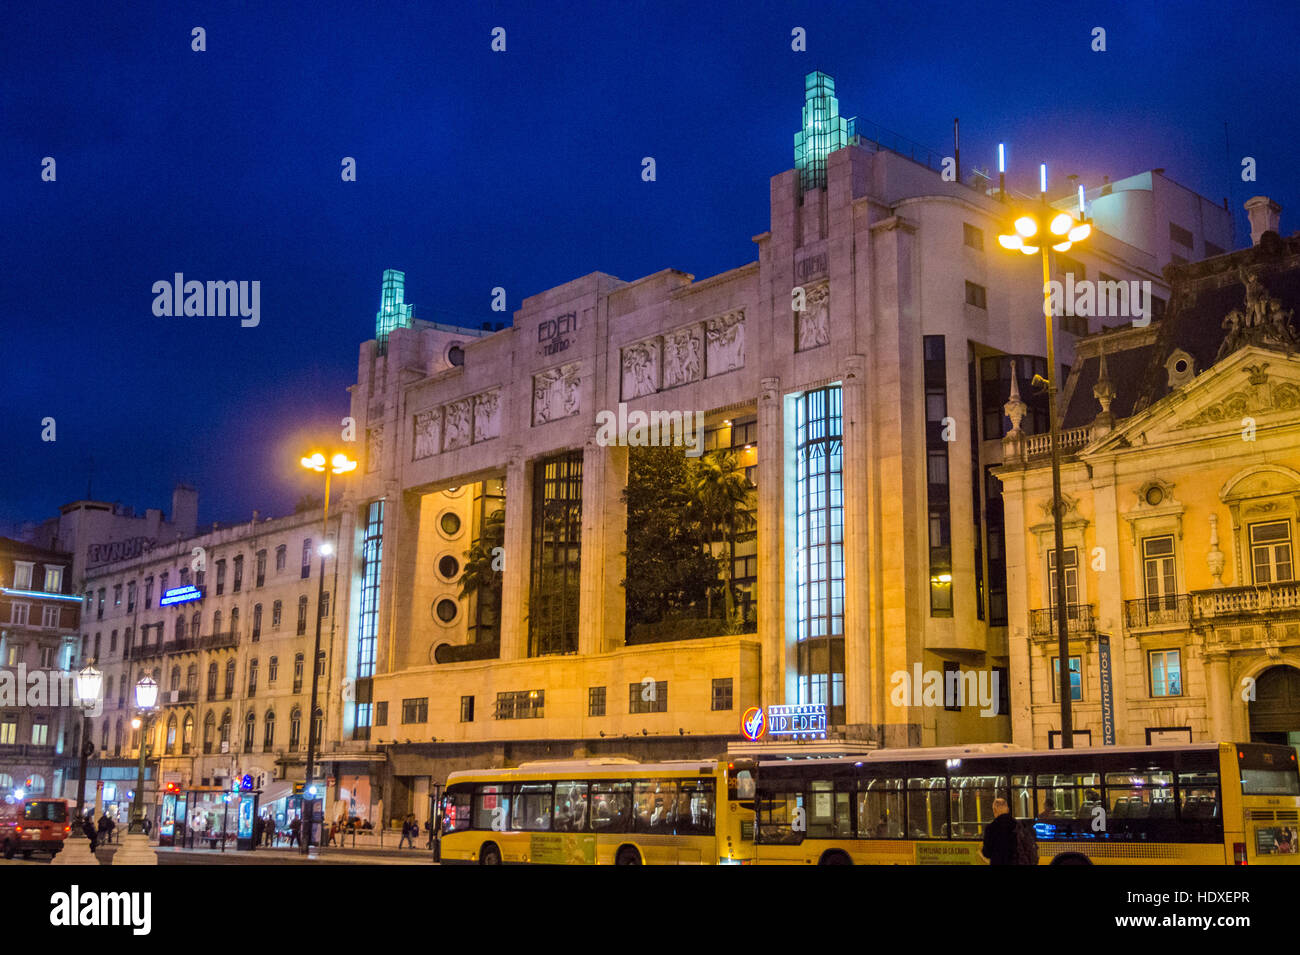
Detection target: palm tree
<box><xmin>458</xmin><ymin>509</ymin><xmax>505</xmax><ymax>643</ymax></box>
<box><xmin>691</xmin><ymin>450</ymin><xmax>755</xmax><ymax>630</ymax></box>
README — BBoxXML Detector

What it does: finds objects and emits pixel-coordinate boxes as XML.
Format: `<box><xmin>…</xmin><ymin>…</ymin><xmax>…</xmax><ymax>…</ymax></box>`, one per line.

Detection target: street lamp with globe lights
<box><xmin>108</xmin><ymin>675</ymin><xmax>161</xmax><ymax>865</ymax></box>
<box><xmin>996</xmin><ymin>177</ymin><xmax>1092</xmax><ymax>749</ymax></box>
<box><xmin>298</xmin><ymin>450</ymin><xmax>356</xmax><ymax>855</ymax></box>
<box><xmin>52</xmin><ymin>661</ymin><xmax>102</xmax><ymax>864</ymax></box>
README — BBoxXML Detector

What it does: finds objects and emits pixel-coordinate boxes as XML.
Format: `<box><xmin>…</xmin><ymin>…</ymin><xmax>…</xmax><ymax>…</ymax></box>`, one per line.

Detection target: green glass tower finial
<box><xmin>794</xmin><ymin>71</ymin><xmax>853</xmax><ymax>193</ymax></box>
<box><xmin>376</xmin><ymin>269</ymin><xmax>414</xmax><ymax>350</ymax></box>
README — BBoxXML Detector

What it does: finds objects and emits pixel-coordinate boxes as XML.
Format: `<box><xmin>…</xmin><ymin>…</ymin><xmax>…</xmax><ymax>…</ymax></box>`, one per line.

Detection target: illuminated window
<box><xmin>1251</xmin><ymin>521</ymin><xmax>1293</xmax><ymax>584</ymax></box>
<box><xmin>529</xmin><ymin>453</ymin><xmax>582</xmax><ymax>657</ymax></box>
<box><xmin>1051</xmin><ymin>656</ymin><xmax>1083</xmax><ymax>702</ymax></box>
<box><xmin>1150</xmin><ymin>649</ymin><xmax>1182</xmax><ymax>697</ymax></box>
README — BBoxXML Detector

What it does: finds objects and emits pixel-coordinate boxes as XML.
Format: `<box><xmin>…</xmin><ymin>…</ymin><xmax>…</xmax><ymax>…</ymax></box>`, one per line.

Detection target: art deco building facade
<box><xmin>998</xmin><ymin>199</ymin><xmax>1300</xmax><ymax>748</ymax></box>
<box><xmin>324</xmin><ymin>74</ymin><xmax>1235</xmax><ymax>819</ymax></box>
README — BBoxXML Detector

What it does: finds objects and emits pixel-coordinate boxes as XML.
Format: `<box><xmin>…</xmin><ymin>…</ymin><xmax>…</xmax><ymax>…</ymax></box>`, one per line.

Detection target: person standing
<box><xmin>980</xmin><ymin>798</ymin><xmax>1019</xmax><ymax>865</ymax></box>
<box><xmin>82</xmin><ymin>813</ymin><xmax>99</xmax><ymax>853</ymax></box>
<box><xmin>288</xmin><ymin>814</ymin><xmax>300</xmax><ymax>847</ymax></box>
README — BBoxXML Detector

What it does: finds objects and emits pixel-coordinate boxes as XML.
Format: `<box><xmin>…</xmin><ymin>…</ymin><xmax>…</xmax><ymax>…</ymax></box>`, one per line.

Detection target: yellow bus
<box><xmin>438</xmin><ymin>757</ymin><xmax>757</xmax><ymax>865</ymax></box>
<box><xmin>750</xmin><ymin>741</ymin><xmax>1300</xmax><ymax>865</ymax></box>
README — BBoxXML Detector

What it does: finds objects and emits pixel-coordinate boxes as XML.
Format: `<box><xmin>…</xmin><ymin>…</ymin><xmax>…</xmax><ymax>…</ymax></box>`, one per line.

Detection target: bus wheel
<box><xmin>1049</xmin><ymin>852</ymin><xmax>1092</xmax><ymax>866</ymax></box>
<box><xmin>615</xmin><ymin>847</ymin><xmax>642</xmax><ymax>866</ymax></box>
<box><xmin>1</xmin><ymin>841</ymin><xmax>12</xmax><ymax>860</ymax></box>
<box><xmin>819</xmin><ymin>851</ymin><xmax>852</xmax><ymax>866</ymax></box>
<box><xmin>479</xmin><ymin>843</ymin><xmax>502</xmax><ymax>865</ymax></box>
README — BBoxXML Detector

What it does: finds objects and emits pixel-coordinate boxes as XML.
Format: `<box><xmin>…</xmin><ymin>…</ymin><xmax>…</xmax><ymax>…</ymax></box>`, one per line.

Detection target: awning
<box><xmin>259</xmin><ymin>780</ymin><xmax>296</xmax><ymax>805</ymax></box>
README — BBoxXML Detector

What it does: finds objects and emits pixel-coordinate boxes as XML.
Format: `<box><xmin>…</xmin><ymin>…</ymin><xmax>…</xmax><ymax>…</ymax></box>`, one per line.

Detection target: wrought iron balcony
<box><xmin>198</xmin><ymin>630</ymin><xmax>240</xmax><ymax>651</ymax></box>
<box><xmin>1029</xmin><ymin>603</ymin><xmax>1096</xmax><ymax>638</ymax></box>
<box><xmin>1124</xmin><ymin>595</ymin><xmax>1192</xmax><ymax>630</ymax></box>
<box><xmin>128</xmin><ymin>642</ymin><xmax>164</xmax><ymax>661</ymax></box>
<box><xmin>1192</xmin><ymin>582</ymin><xmax>1300</xmax><ymax>620</ymax></box>
<box><xmin>162</xmin><ymin>688</ymin><xmax>198</xmax><ymax>705</ymax></box>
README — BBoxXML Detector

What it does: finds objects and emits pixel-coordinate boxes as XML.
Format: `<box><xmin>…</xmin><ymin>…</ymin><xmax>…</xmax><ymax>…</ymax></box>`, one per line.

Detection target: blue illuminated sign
<box><xmin>160</xmin><ymin>585</ymin><xmax>203</xmax><ymax>607</ymax></box>
<box><xmin>766</xmin><ymin>704</ymin><xmax>827</xmax><ymax>740</ymax></box>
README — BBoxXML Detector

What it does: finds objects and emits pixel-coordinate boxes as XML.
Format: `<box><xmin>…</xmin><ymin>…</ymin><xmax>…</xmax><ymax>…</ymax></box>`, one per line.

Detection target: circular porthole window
<box><xmin>1174</xmin><ymin>359</ymin><xmax>1188</xmax><ymax>374</ymax></box>
<box><xmin>1145</xmin><ymin>485</ymin><xmax>1165</xmax><ymax>506</ymax></box>
<box><xmin>433</xmin><ymin>598</ymin><xmax>458</xmax><ymax>624</ymax></box>
<box><xmin>439</xmin><ymin>511</ymin><xmax>462</xmax><ymax>537</ymax></box>
<box><xmin>437</xmin><ymin>555</ymin><xmax>460</xmax><ymax>580</ymax></box>
<box><xmin>447</xmin><ymin>344</ymin><xmax>465</xmax><ymax>367</ymax></box>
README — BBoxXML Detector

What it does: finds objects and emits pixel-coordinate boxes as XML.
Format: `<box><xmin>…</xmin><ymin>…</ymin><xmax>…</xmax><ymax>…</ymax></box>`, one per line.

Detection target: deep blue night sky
<box><xmin>3</xmin><ymin>0</ymin><xmax>1297</xmax><ymax>533</ymax></box>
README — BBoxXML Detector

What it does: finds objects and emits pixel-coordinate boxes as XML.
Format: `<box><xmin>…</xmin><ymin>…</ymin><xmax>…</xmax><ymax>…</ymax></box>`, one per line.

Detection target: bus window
<box><xmin>442</xmin><ymin>786</ymin><xmax>472</xmax><ymax>833</ymax></box>
<box><xmin>906</xmin><ymin>777</ymin><xmax>949</xmax><ymax>839</ymax></box>
<box><xmin>1105</xmin><ymin>770</ymin><xmax>1175</xmax><ymax>839</ymax></box>
<box><xmin>591</xmin><ymin>782</ymin><xmax>631</xmax><ymax>833</ymax></box>
<box><xmin>857</xmin><ymin>778</ymin><xmax>903</xmax><ymax>838</ymax></box>
<box><xmin>1035</xmin><ymin>772</ymin><xmax>1101</xmax><ymax>839</ymax></box>
<box><xmin>732</xmin><ymin>768</ymin><xmax>755</xmax><ymax>801</ymax></box>
<box><xmin>552</xmin><ymin>781</ymin><xmax>589</xmax><ymax>833</ymax></box>
<box><xmin>511</xmin><ymin>783</ymin><xmax>554</xmax><ymax>832</ymax></box>
<box><xmin>473</xmin><ymin>784</ymin><xmax>510</xmax><ymax>831</ymax></box>
<box><xmin>1178</xmin><ymin>771</ymin><xmax>1221</xmax><ymax>833</ymax></box>
<box><xmin>756</xmin><ymin>791</ymin><xmax>804</xmax><ymax>845</ymax></box>
<box><xmin>804</xmin><ymin>780</ymin><xmax>848</xmax><ymax>838</ymax></box>
<box><xmin>948</xmin><ymin>775</ymin><xmax>1005</xmax><ymax>840</ymax></box>
<box><xmin>1011</xmin><ymin>775</ymin><xmax>1034</xmax><ymax>822</ymax></box>
<box><xmin>674</xmin><ymin>779</ymin><xmax>715</xmax><ymax>836</ymax></box>
<box><xmin>632</xmin><ymin>780</ymin><xmax>676</xmax><ymax>835</ymax></box>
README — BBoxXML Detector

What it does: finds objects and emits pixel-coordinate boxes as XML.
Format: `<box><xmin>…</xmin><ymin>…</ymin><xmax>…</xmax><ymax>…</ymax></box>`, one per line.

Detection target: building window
<box><xmin>924</xmin><ymin>336</ymin><xmax>953</xmax><ymax>616</ymax></box>
<box><xmin>401</xmin><ymin>698</ymin><xmax>429</xmax><ymax>724</ymax></box>
<box><xmin>320</xmin><ymin>592</ymin><xmax>330</xmax><ymax>618</ymax></box>
<box><xmin>268</xmin><ymin>656</ymin><xmax>278</xmax><ymax>683</ymax></box>
<box><xmin>963</xmin><ymin>223</ymin><xmax>984</xmax><ymax>251</ymax></box>
<box><xmin>97</xmin><ymin>588</ymin><xmax>105</xmax><ymax>620</ymax></box>
<box><xmin>9</xmin><ymin>603</ymin><xmax>29</xmax><ymax>626</ymax></box>
<box><xmin>275</xmin><ymin>545</ymin><xmax>287</xmax><ymax>572</ymax></box>
<box><xmin>207</xmin><ymin>663</ymin><xmax>218</xmax><ymax>699</ymax></box>
<box><xmin>224</xmin><ymin>660</ymin><xmax>236</xmax><ymax>698</ymax></box>
<box><xmin>263</xmin><ymin>712</ymin><xmax>275</xmax><ymax>750</ymax></box>
<box><xmin>459</xmin><ymin>696</ymin><xmax>474</xmax><ymax>723</ymax></box>
<box><xmin>112</xmin><ymin>584</ymin><xmax>122</xmax><ymax>608</ymax></box>
<box><xmin>215</xmin><ymin>561</ymin><xmax>225</xmax><ymax>595</ymax></box>
<box><xmin>1149</xmin><ymin>649</ymin><xmax>1182</xmax><ymax>697</ymax></box>
<box><xmin>374</xmin><ymin>701</ymin><xmax>388</xmax><ymax>727</ymax></box>
<box><xmin>243</xmin><ymin>712</ymin><xmax>256</xmax><ymax>751</ymax></box>
<box><xmin>179</xmin><ymin>567</ymin><xmax>190</xmax><ymax>587</ymax></box>
<box><xmin>272</xmin><ymin>600</ymin><xmax>282</xmax><ymax>629</ymax></box>
<box><xmin>12</xmin><ymin>563</ymin><xmax>33</xmax><ymax>590</ymax></box>
<box><xmin>1051</xmin><ymin>656</ymin><xmax>1083</xmax><ymax>702</ymax></box>
<box><xmin>297</xmin><ymin>596</ymin><xmax>308</xmax><ymax>635</ymax></box>
<box><xmin>232</xmin><ymin>556</ymin><xmax>243</xmax><ymax>592</ymax></box>
<box><xmin>711</xmin><ymin>678</ymin><xmax>733</xmax><ymax>711</ymax></box>
<box><xmin>588</xmin><ymin>686</ymin><xmax>606</xmax><ymax>717</ymax></box>
<box><xmin>1250</xmin><ymin>521</ymin><xmax>1294</xmax><ymax>584</ymax></box>
<box><xmin>964</xmin><ymin>281</ymin><xmax>987</xmax><ymax>309</ymax></box>
<box><xmin>529</xmin><ymin>452</ymin><xmax>583</xmax><ymax>657</ymax></box>
<box><xmin>42</xmin><ymin>606</ymin><xmax>59</xmax><ymax>629</ymax></box>
<box><xmin>790</xmin><ymin>385</ymin><xmax>845</xmax><ymax>725</ymax></box>
<box><xmin>1142</xmin><ymin>535</ymin><xmax>1177</xmax><ymax>606</ymax></box>
<box><xmin>943</xmin><ymin>661</ymin><xmax>961</xmax><ymax>711</ymax></box>
<box><xmin>629</xmin><ymin>681</ymin><xmax>668</xmax><ymax>714</ymax></box>
<box><xmin>355</xmin><ymin>502</ymin><xmax>384</xmax><ymax>680</ymax></box>
<box><xmin>31</xmin><ymin>721</ymin><xmax>49</xmax><ymax>746</ymax></box>
<box><xmin>230</xmin><ymin>606</ymin><xmax>239</xmax><ymax>635</ymax></box>
<box><xmin>1047</xmin><ymin>547</ymin><xmax>1079</xmax><ymax>612</ymax></box>
<box><xmin>247</xmin><ymin>659</ymin><xmax>258</xmax><ymax>696</ymax></box>
<box><xmin>495</xmin><ymin>690</ymin><xmax>544</xmax><ymax>720</ymax></box>
<box><xmin>288</xmin><ymin>709</ymin><xmax>301</xmax><ymax>750</ymax></box>
<box><xmin>255</xmin><ymin>550</ymin><xmax>267</xmax><ymax>588</ymax></box>
<box><xmin>302</xmin><ymin>540</ymin><xmax>313</xmax><ymax>579</ymax></box>
<box><xmin>39</xmin><ymin>645</ymin><xmax>55</xmax><ymax>668</ymax></box>
<box><xmin>0</xmin><ymin>721</ymin><xmax>15</xmax><ymax>745</ymax></box>
<box><xmin>252</xmin><ymin>604</ymin><xmax>263</xmax><ymax>642</ymax></box>
<box><xmin>126</xmin><ymin>580</ymin><xmax>135</xmax><ymax>611</ymax></box>
<box><xmin>293</xmin><ymin>653</ymin><xmax>304</xmax><ymax>693</ymax></box>
<box><xmin>316</xmin><ymin>651</ymin><xmax>325</xmax><ymax>676</ymax></box>
<box><xmin>43</xmin><ymin>566</ymin><xmax>63</xmax><ymax>593</ymax></box>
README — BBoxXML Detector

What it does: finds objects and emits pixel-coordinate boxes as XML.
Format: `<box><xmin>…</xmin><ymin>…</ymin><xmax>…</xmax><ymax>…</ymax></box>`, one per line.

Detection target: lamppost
<box><xmin>111</xmin><ymin>675</ymin><xmax>159</xmax><ymax>865</ymax></box>
<box><xmin>997</xmin><ymin>177</ymin><xmax>1092</xmax><ymax>749</ymax></box>
<box><xmin>298</xmin><ymin>451</ymin><xmax>357</xmax><ymax>856</ymax></box>
<box><xmin>53</xmin><ymin>661</ymin><xmax>102</xmax><ymax>865</ymax></box>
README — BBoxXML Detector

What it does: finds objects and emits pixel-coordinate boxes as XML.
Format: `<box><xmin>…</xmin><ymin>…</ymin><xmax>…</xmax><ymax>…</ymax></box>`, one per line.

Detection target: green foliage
<box><xmin>459</xmin><ymin>507</ymin><xmax>505</xmax><ymax>642</ymax></box>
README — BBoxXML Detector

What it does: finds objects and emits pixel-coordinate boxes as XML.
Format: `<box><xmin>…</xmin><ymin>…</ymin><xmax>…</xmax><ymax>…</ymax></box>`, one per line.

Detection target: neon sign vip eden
<box><xmin>152</xmin><ymin>274</ymin><xmax>260</xmax><ymax>328</ymax></box>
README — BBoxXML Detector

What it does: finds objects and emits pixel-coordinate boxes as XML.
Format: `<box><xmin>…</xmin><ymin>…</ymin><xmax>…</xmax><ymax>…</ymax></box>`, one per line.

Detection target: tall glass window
<box><xmin>924</xmin><ymin>336</ymin><xmax>953</xmax><ymax>615</ymax></box>
<box><xmin>792</xmin><ymin>386</ymin><xmax>845</xmax><ymax>724</ymax></box>
<box><xmin>356</xmin><ymin>501</ymin><xmax>385</xmax><ymax>681</ymax></box>
<box><xmin>529</xmin><ymin>452</ymin><xmax>583</xmax><ymax>656</ymax></box>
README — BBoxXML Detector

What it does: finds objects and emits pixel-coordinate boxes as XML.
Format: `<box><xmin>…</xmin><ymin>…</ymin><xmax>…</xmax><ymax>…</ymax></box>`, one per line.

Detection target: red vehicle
<box><xmin>0</xmin><ymin>797</ymin><xmax>71</xmax><ymax>859</ymax></box>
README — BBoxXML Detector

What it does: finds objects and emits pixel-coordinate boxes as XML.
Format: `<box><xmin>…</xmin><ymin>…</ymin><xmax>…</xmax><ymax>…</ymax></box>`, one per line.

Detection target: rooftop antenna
<box><xmin>953</xmin><ymin>118</ymin><xmax>960</xmax><ymax>185</ymax></box>
<box><xmin>998</xmin><ymin>143</ymin><xmax>1006</xmax><ymax>201</ymax></box>
<box><xmin>1040</xmin><ymin>162</ymin><xmax>1048</xmax><ymax>198</ymax></box>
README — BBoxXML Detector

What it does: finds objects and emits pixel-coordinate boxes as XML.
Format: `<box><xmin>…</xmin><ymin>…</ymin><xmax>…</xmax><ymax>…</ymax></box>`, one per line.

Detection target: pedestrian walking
<box><xmin>398</xmin><ymin>813</ymin><xmax>416</xmax><ymax>849</ymax></box>
<box><xmin>97</xmin><ymin>812</ymin><xmax>115</xmax><ymax>846</ymax></box>
<box><xmin>289</xmin><ymin>815</ymin><xmax>300</xmax><ymax>847</ymax></box>
<box><xmin>82</xmin><ymin>814</ymin><xmax>98</xmax><ymax>853</ymax></box>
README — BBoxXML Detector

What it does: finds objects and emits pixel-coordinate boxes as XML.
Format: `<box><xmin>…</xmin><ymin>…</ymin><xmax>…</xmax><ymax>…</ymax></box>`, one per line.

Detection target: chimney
<box><xmin>1244</xmin><ymin>196</ymin><xmax>1281</xmax><ymax>245</ymax></box>
<box><xmin>252</xmin><ymin>510</ymin><xmax>260</xmax><ymax>524</ymax></box>
<box><xmin>170</xmin><ymin>484</ymin><xmax>199</xmax><ymax>538</ymax></box>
